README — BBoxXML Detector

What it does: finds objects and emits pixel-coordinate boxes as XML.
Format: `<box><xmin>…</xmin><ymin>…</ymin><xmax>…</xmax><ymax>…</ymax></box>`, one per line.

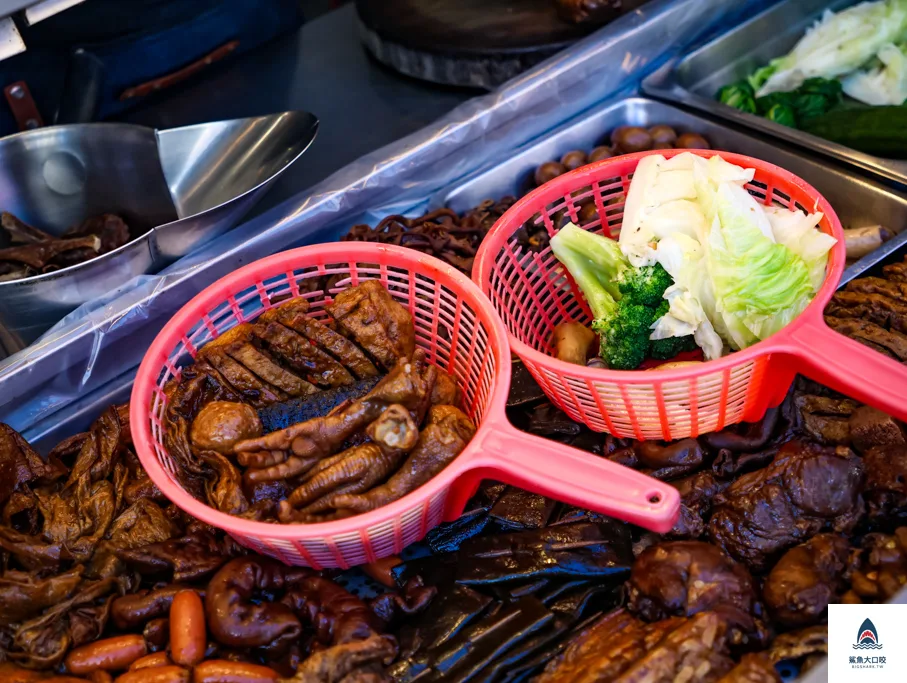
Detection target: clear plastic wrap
<box><xmin>0</xmin><ymin>0</ymin><xmax>775</xmax><ymax>432</ymax></box>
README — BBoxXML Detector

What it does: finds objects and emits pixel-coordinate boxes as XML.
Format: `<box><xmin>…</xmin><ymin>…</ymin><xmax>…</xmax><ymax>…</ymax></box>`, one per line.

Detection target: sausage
<box><xmin>192</xmin><ymin>661</ymin><xmax>279</xmax><ymax>683</ymax></box>
<box><xmin>361</xmin><ymin>556</ymin><xmax>402</xmax><ymax>588</ymax></box>
<box><xmin>65</xmin><ymin>635</ymin><xmax>148</xmax><ymax>674</ymax></box>
<box><xmin>129</xmin><ymin>653</ymin><xmax>172</xmax><ymax>671</ymax></box>
<box><xmin>844</xmin><ymin>225</ymin><xmax>891</xmax><ymax>260</ymax></box>
<box><xmin>144</xmin><ymin>618</ymin><xmax>170</xmax><ymax>652</ymax></box>
<box><xmin>0</xmin><ymin>665</ymin><xmax>47</xmax><ymax>682</ymax></box>
<box><xmin>170</xmin><ymin>590</ymin><xmax>207</xmax><ymax>667</ymax></box>
<box><xmin>114</xmin><ymin>667</ymin><xmax>189</xmax><ymax>683</ymax></box>
<box><xmin>113</xmin><ymin>586</ymin><xmax>187</xmax><ymax>630</ymax></box>
<box><xmin>89</xmin><ymin>673</ymin><xmax>114</xmax><ymax>683</ymax></box>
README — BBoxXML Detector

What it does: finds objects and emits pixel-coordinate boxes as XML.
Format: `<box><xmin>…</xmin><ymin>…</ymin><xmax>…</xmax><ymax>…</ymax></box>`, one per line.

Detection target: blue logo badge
<box><xmin>854</xmin><ymin>618</ymin><xmax>883</xmax><ymax>650</ymax></box>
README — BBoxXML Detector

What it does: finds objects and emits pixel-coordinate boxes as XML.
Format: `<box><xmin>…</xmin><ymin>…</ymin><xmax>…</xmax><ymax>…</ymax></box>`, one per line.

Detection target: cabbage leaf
<box><xmin>842</xmin><ymin>42</ymin><xmax>907</xmax><ymax>104</ymax></box>
<box><xmin>757</xmin><ymin>0</ymin><xmax>907</xmax><ymax>97</ymax></box>
<box><xmin>706</xmin><ymin>185</ymin><xmax>815</xmax><ymax>349</ymax></box>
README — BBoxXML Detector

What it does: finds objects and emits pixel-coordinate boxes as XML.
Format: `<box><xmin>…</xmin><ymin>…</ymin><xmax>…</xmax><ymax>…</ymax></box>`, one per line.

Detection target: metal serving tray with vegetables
<box><xmin>643</xmin><ymin>0</ymin><xmax>907</xmax><ymax>185</ymax></box>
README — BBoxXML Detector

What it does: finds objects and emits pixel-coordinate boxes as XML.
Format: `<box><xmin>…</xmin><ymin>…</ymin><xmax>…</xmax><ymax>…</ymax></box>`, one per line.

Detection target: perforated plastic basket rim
<box><xmin>472</xmin><ymin>148</ymin><xmax>846</xmax><ymax>384</ymax></box>
<box><xmin>130</xmin><ymin>242</ymin><xmax>513</xmax><ymax>542</ymax></box>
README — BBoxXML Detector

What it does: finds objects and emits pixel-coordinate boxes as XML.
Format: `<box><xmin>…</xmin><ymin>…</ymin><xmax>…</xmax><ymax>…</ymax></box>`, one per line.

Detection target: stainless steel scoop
<box><xmin>0</xmin><ymin>111</ymin><xmax>318</xmax><ymax>352</ymax></box>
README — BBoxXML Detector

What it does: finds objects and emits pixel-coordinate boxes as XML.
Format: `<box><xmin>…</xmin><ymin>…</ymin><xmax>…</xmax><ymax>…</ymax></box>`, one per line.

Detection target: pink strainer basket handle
<box><xmin>777</xmin><ymin>310</ymin><xmax>907</xmax><ymax>420</ymax></box>
<box><xmin>448</xmin><ymin>421</ymin><xmax>675</xmax><ymax>531</ymax></box>
<box><xmin>131</xmin><ymin>242</ymin><xmax>679</xmax><ymax>568</ymax></box>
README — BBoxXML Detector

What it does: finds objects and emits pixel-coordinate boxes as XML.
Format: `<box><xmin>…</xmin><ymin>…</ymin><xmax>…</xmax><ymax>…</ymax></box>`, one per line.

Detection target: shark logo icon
<box><xmin>854</xmin><ymin>618</ymin><xmax>883</xmax><ymax>650</ymax></box>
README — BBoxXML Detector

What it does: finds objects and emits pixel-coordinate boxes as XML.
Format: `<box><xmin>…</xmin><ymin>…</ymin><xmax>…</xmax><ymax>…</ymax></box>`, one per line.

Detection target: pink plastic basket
<box><xmin>131</xmin><ymin>242</ymin><xmax>679</xmax><ymax>568</ymax></box>
<box><xmin>474</xmin><ymin>149</ymin><xmax>907</xmax><ymax>441</ymax></box>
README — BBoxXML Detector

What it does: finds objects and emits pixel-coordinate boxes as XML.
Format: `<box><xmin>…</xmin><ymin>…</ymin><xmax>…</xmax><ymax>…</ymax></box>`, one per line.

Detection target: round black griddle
<box><xmin>355</xmin><ymin>0</ymin><xmax>647</xmax><ymax>89</ymax></box>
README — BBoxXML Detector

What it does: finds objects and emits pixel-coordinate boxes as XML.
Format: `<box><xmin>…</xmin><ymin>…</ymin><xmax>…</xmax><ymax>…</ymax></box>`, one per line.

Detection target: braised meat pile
<box><xmin>536</xmin><ymin>610</ymin><xmax>741</xmax><ymax>683</ymax></box>
<box><xmin>627</xmin><ymin>540</ymin><xmax>769</xmax><ymax>646</ymax></box>
<box><xmin>162</xmin><ymin>280</ymin><xmax>473</xmax><ymax>524</ymax></box>
<box><xmin>0</xmin><ymin>211</ymin><xmax>130</xmax><ymax>282</ymax></box>
<box><xmin>375</xmin><ymin>372</ymin><xmax>907</xmax><ymax>681</ymax></box>
<box><xmin>825</xmin><ymin>255</ymin><xmax>907</xmax><ymax>361</ymax></box>
<box><xmin>708</xmin><ymin>441</ymin><xmax>863</xmax><ymax>571</ymax></box>
<box><xmin>0</xmin><ymin>410</ymin><xmax>408</xmax><ymax>681</ymax></box>
<box><xmin>340</xmin><ymin>201</ymin><xmax>514</xmax><ymax>276</ymax></box>
<box><xmin>4</xmin><ymin>314</ymin><xmax>907</xmax><ymax>681</ymax></box>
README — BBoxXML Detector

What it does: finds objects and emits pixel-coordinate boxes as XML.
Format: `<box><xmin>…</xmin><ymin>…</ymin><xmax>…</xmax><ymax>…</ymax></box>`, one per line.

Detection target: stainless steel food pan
<box><xmin>641</xmin><ymin>0</ymin><xmax>907</xmax><ymax>186</ymax></box>
<box><xmin>443</xmin><ymin>97</ymin><xmax>907</xmax><ymax>243</ymax></box>
<box><xmin>0</xmin><ymin>112</ymin><xmax>318</xmax><ymax>351</ymax></box>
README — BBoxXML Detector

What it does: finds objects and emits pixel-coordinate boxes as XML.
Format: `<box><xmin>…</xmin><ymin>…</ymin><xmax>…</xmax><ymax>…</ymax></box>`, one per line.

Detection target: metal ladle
<box><xmin>0</xmin><ymin>111</ymin><xmax>318</xmax><ymax>353</ymax></box>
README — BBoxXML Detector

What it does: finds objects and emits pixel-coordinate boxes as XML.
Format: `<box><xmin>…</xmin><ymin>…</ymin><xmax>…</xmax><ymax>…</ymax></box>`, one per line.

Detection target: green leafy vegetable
<box><xmin>706</xmin><ymin>183</ymin><xmax>816</xmax><ymax>349</ymax></box>
<box><xmin>748</xmin><ymin>62</ymin><xmax>779</xmax><ymax>91</ymax></box>
<box><xmin>799</xmin><ymin>77</ymin><xmax>844</xmax><ymax>101</ymax></box>
<box><xmin>755</xmin><ymin>91</ymin><xmax>796</xmax><ymax>115</ymax></box>
<box><xmin>717</xmin><ymin>80</ymin><xmax>757</xmax><ymax>114</ymax></box>
<box><xmin>791</xmin><ymin>93</ymin><xmax>831</xmax><ymax>121</ymax></box>
<box><xmin>751</xmin><ymin>77</ymin><xmax>843</xmax><ymax>127</ymax></box>
<box><xmin>792</xmin><ymin>78</ymin><xmax>843</xmax><ymax>121</ymax></box>
<box><xmin>765</xmin><ymin>103</ymin><xmax>797</xmax><ymax>127</ymax></box>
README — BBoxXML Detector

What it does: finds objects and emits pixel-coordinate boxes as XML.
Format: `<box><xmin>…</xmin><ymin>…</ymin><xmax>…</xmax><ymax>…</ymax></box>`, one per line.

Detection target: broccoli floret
<box><xmin>617</xmin><ymin>263</ymin><xmax>673</xmax><ymax>307</ymax></box>
<box><xmin>596</xmin><ymin>301</ymin><xmax>658</xmax><ymax>370</ymax></box>
<box><xmin>551</xmin><ymin>225</ymin><xmax>685</xmax><ymax>370</ymax></box>
<box><xmin>649</xmin><ymin>335</ymin><xmax>698</xmax><ymax>360</ymax></box>
<box><xmin>550</xmin><ymin>224</ymin><xmax>623</xmax><ymax>318</ymax></box>
<box><xmin>648</xmin><ymin>299</ymin><xmax>697</xmax><ymax>360</ymax></box>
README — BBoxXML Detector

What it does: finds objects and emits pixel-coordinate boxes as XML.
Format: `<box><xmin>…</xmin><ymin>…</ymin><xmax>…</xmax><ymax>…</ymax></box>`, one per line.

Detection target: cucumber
<box><xmin>800</xmin><ymin>106</ymin><xmax>907</xmax><ymax>159</ymax></box>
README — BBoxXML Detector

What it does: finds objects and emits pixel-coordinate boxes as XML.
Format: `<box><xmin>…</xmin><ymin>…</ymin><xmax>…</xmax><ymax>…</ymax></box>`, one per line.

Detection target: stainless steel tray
<box><xmin>443</xmin><ymin>96</ymin><xmax>907</xmax><ymax>241</ymax></box>
<box><xmin>641</xmin><ymin>0</ymin><xmax>907</xmax><ymax>187</ymax></box>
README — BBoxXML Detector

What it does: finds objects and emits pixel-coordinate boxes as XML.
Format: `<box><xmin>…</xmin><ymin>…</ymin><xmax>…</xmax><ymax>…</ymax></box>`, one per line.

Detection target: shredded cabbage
<box><xmin>757</xmin><ymin>0</ymin><xmax>907</xmax><ymax>97</ymax></box>
<box><xmin>652</xmin><ymin>233</ymin><xmax>725</xmax><ymax>361</ymax></box>
<box><xmin>623</xmin><ymin>153</ymin><xmax>836</xmax><ymax>358</ymax></box>
<box><xmin>707</xmin><ymin>184</ymin><xmax>816</xmax><ymax>349</ymax></box>
<box><xmin>842</xmin><ymin>42</ymin><xmax>907</xmax><ymax>104</ymax></box>
<box><xmin>619</xmin><ymin>154</ymin><xmax>706</xmax><ymax>267</ymax></box>
<box><xmin>763</xmin><ymin>204</ymin><xmax>836</xmax><ymax>290</ymax></box>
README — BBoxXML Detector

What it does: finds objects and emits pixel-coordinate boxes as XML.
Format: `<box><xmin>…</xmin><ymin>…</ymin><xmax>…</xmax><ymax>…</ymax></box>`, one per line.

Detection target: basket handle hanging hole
<box><xmin>647</xmin><ymin>493</ymin><xmax>662</xmax><ymax>505</ymax></box>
